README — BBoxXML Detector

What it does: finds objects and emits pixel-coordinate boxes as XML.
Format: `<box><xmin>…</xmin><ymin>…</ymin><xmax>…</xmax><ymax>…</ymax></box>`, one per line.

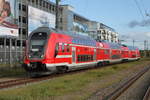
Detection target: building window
<box><xmin>23</xmin><ymin>40</ymin><xmax>26</xmax><ymax>47</ymax></box>
<box><xmin>52</xmin><ymin>5</ymin><xmax>55</xmax><ymax>12</ymax></box>
<box><xmin>22</xmin><ymin>17</ymin><xmax>26</xmax><ymax>23</ymax></box>
<box><xmin>46</xmin><ymin>2</ymin><xmax>49</xmax><ymax>9</ymax></box>
<box><xmin>19</xmin><ymin>4</ymin><xmax>21</xmax><ymax>10</ymax></box>
<box><xmin>43</xmin><ymin>1</ymin><xmax>45</xmax><ymax>7</ymax></box>
<box><xmin>59</xmin><ymin>8</ymin><xmax>63</xmax><ymax>14</ymax></box>
<box><xmin>22</xmin><ymin>29</ymin><xmax>26</xmax><ymax>35</ymax></box>
<box><xmin>39</xmin><ymin>0</ymin><xmax>42</xmax><ymax>6</ymax></box>
<box><xmin>22</xmin><ymin>5</ymin><xmax>26</xmax><ymax>12</ymax></box>
<box><xmin>49</xmin><ymin>4</ymin><xmax>52</xmax><ymax>12</ymax></box>
<box><xmin>12</xmin><ymin>39</ymin><xmax>16</xmax><ymax>46</ymax></box>
<box><xmin>36</xmin><ymin>0</ymin><xmax>38</xmax><ymax>5</ymax></box>
<box><xmin>17</xmin><ymin>40</ymin><xmax>20</xmax><ymax>46</ymax></box>
<box><xmin>32</xmin><ymin>0</ymin><xmax>35</xmax><ymax>3</ymax></box>
<box><xmin>19</xmin><ymin>28</ymin><xmax>21</xmax><ymax>35</ymax></box>
<box><xmin>0</xmin><ymin>38</ymin><xmax>4</xmax><ymax>45</ymax></box>
<box><xmin>19</xmin><ymin>16</ymin><xmax>21</xmax><ymax>22</ymax></box>
<box><xmin>59</xmin><ymin>18</ymin><xmax>63</xmax><ymax>24</ymax></box>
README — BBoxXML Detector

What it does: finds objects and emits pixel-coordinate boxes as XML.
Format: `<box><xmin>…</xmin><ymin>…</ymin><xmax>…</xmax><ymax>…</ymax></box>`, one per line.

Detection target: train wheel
<box><xmin>56</xmin><ymin>66</ymin><xmax>68</xmax><ymax>74</ymax></box>
<box><xmin>97</xmin><ymin>62</ymin><xmax>104</xmax><ymax>67</ymax></box>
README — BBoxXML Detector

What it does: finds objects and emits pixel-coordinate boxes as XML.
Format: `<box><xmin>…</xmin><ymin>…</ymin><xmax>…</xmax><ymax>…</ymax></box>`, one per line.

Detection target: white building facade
<box><xmin>88</xmin><ymin>21</ymin><xmax>119</xmax><ymax>43</ymax></box>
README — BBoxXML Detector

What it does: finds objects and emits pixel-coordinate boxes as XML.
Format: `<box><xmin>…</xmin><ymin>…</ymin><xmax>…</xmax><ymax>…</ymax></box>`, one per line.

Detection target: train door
<box><xmin>110</xmin><ymin>49</ymin><xmax>112</xmax><ymax>59</ymax></box>
<box><xmin>72</xmin><ymin>47</ymin><xmax>76</xmax><ymax>64</ymax></box>
<box><xmin>93</xmin><ymin>48</ymin><xmax>96</xmax><ymax>61</ymax></box>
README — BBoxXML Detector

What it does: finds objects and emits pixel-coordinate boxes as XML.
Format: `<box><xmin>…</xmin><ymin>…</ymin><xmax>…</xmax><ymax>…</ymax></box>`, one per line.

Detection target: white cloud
<box><xmin>120</xmin><ymin>31</ymin><xmax>150</xmax><ymax>50</ymax></box>
<box><xmin>145</xmin><ymin>32</ymin><xmax>150</xmax><ymax>37</ymax></box>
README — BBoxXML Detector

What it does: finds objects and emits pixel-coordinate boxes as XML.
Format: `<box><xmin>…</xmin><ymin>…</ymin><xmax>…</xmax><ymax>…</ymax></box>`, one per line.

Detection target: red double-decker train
<box><xmin>23</xmin><ymin>27</ymin><xmax>140</xmax><ymax>75</ymax></box>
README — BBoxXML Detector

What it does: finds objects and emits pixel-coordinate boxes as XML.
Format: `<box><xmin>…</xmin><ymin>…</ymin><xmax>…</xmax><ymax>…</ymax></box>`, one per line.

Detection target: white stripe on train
<box><xmin>56</xmin><ymin>55</ymin><xmax>72</xmax><ymax>58</ymax></box>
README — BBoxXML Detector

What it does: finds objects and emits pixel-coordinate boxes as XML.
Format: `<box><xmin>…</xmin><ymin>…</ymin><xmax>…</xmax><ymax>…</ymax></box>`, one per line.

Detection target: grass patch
<box><xmin>0</xmin><ymin>67</ymin><xmax>26</xmax><ymax>78</ymax></box>
<box><xmin>0</xmin><ymin>58</ymin><xmax>150</xmax><ymax>100</ymax></box>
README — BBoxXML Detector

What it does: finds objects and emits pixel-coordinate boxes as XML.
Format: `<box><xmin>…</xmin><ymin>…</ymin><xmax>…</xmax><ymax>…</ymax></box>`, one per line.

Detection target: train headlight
<box><xmin>41</xmin><ymin>55</ymin><xmax>44</xmax><ymax>58</ymax></box>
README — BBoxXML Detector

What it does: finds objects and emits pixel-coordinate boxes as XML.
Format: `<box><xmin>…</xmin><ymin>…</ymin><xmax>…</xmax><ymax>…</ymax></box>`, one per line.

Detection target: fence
<box><xmin>0</xmin><ymin>45</ymin><xmax>25</xmax><ymax>67</ymax></box>
<box><xmin>140</xmin><ymin>50</ymin><xmax>150</xmax><ymax>57</ymax></box>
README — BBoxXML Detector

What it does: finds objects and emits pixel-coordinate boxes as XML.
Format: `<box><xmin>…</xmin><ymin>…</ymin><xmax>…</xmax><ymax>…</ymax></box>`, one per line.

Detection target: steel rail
<box><xmin>143</xmin><ymin>86</ymin><xmax>150</xmax><ymax>100</ymax></box>
<box><xmin>0</xmin><ymin>65</ymin><xmax>104</xmax><ymax>90</ymax></box>
<box><xmin>103</xmin><ymin>66</ymin><xmax>150</xmax><ymax>100</ymax></box>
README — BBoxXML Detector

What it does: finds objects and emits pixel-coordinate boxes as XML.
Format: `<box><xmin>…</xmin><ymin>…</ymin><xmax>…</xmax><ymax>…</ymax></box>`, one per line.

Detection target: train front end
<box><xmin>23</xmin><ymin>27</ymin><xmax>51</xmax><ymax>75</ymax></box>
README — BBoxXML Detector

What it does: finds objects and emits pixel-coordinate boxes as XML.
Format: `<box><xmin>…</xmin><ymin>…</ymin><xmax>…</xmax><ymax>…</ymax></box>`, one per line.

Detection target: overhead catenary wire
<box><xmin>133</xmin><ymin>0</ymin><xmax>145</xmax><ymax>20</ymax></box>
<box><xmin>140</xmin><ymin>0</ymin><xmax>150</xmax><ymax>17</ymax></box>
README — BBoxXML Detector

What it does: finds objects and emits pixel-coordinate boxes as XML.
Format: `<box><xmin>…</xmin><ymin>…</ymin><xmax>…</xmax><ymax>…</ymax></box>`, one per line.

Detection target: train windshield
<box><xmin>31</xmin><ymin>40</ymin><xmax>45</xmax><ymax>51</ymax></box>
<box><xmin>29</xmin><ymin>32</ymin><xmax>47</xmax><ymax>59</ymax></box>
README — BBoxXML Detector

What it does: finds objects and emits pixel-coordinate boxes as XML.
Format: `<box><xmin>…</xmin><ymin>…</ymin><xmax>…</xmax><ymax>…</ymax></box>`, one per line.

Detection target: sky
<box><xmin>52</xmin><ymin>0</ymin><xmax>150</xmax><ymax>49</ymax></box>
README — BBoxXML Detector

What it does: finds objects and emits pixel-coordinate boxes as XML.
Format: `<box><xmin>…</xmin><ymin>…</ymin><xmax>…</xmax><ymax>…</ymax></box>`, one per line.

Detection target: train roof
<box><xmin>102</xmin><ymin>41</ymin><xmax>121</xmax><ymax>49</ymax></box>
<box><xmin>127</xmin><ymin>46</ymin><xmax>139</xmax><ymax>50</ymax></box>
<box><xmin>100</xmin><ymin>42</ymin><xmax>110</xmax><ymax>48</ymax></box>
<box><xmin>56</xmin><ymin>29</ymin><xmax>97</xmax><ymax>47</ymax></box>
<box><xmin>72</xmin><ymin>37</ymin><xmax>96</xmax><ymax>47</ymax></box>
<box><xmin>30</xmin><ymin>27</ymin><xmax>97</xmax><ymax>47</ymax></box>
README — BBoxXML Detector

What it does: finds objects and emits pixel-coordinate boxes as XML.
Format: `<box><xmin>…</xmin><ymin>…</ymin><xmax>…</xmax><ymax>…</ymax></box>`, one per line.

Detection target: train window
<box><xmin>77</xmin><ymin>55</ymin><xmax>80</xmax><ymax>62</ymax></box>
<box><xmin>84</xmin><ymin>48</ymin><xmax>88</xmax><ymax>51</ymax></box>
<box><xmin>77</xmin><ymin>55</ymin><xmax>95</xmax><ymax>62</ymax></box>
<box><xmin>122</xmin><ymin>51</ymin><xmax>126</xmax><ymax>54</ymax></box>
<box><xmin>62</xmin><ymin>43</ymin><xmax>65</xmax><ymax>52</ymax></box>
<box><xmin>85</xmin><ymin>55</ymin><xmax>88</xmax><ymax>61</ymax></box>
<box><xmin>88</xmin><ymin>55</ymin><xmax>90</xmax><ymax>61</ymax></box>
<box><xmin>58</xmin><ymin>45</ymin><xmax>61</xmax><ymax>52</ymax></box>
<box><xmin>81</xmin><ymin>56</ymin><xmax>83</xmax><ymax>62</ymax></box>
<box><xmin>66</xmin><ymin>44</ymin><xmax>70</xmax><ymax>52</ymax></box>
<box><xmin>77</xmin><ymin>55</ymin><xmax>82</xmax><ymax>62</ymax></box>
<box><xmin>55</xmin><ymin>43</ymin><xmax>59</xmax><ymax>57</ymax></box>
<box><xmin>91</xmin><ymin>55</ymin><xmax>93</xmax><ymax>60</ymax></box>
<box><xmin>83</xmin><ymin>55</ymin><xmax>86</xmax><ymax>62</ymax></box>
<box><xmin>104</xmin><ymin>50</ymin><xmax>109</xmax><ymax>55</ymax></box>
<box><xmin>97</xmin><ymin>49</ymin><xmax>99</xmax><ymax>55</ymax></box>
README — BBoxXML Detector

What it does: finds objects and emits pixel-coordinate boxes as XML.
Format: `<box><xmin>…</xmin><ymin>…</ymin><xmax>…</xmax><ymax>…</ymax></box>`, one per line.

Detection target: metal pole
<box><xmin>144</xmin><ymin>40</ymin><xmax>146</xmax><ymax>57</ymax></box>
<box><xmin>4</xmin><ymin>37</ymin><xmax>6</xmax><ymax>64</ymax></box>
<box><xmin>9</xmin><ymin>38</ymin><xmax>12</xmax><ymax>67</ymax></box>
<box><xmin>147</xmin><ymin>40</ymin><xmax>148</xmax><ymax>50</ymax></box>
<box><xmin>20</xmin><ymin>0</ymin><xmax>23</xmax><ymax>63</ymax></box>
<box><xmin>55</xmin><ymin>0</ymin><xmax>60</xmax><ymax>29</ymax></box>
<box><xmin>133</xmin><ymin>40</ymin><xmax>135</xmax><ymax>47</ymax></box>
<box><xmin>15</xmin><ymin>39</ymin><xmax>17</xmax><ymax>62</ymax></box>
<box><xmin>147</xmin><ymin>40</ymin><xmax>149</xmax><ymax>57</ymax></box>
<box><xmin>144</xmin><ymin>40</ymin><xmax>146</xmax><ymax>50</ymax></box>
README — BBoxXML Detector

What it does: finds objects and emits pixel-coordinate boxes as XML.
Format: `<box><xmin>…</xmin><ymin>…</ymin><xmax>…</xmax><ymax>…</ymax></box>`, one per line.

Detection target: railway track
<box><xmin>0</xmin><ymin>78</ymin><xmax>34</xmax><ymax>89</ymax></box>
<box><xmin>0</xmin><ymin>63</ymin><xmax>149</xmax><ymax>94</ymax></box>
<box><xmin>0</xmin><ymin>74</ymin><xmax>67</xmax><ymax>90</ymax></box>
<box><xmin>103</xmin><ymin>66</ymin><xmax>150</xmax><ymax>100</ymax></box>
<box><xmin>0</xmin><ymin>65</ymin><xmax>104</xmax><ymax>90</ymax></box>
<box><xmin>143</xmin><ymin>86</ymin><xmax>150</xmax><ymax>100</ymax></box>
